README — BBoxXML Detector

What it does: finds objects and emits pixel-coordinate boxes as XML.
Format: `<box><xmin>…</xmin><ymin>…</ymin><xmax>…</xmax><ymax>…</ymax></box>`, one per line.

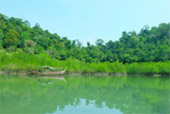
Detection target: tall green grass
<box><xmin>125</xmin><ymin>62</ymin><xmax>170</xmax><ymax>74</ymax></box>
<box><xmin>0</xmin><ymin>51</ymin><xmax>170</xmax><ymax>73</ymax></box>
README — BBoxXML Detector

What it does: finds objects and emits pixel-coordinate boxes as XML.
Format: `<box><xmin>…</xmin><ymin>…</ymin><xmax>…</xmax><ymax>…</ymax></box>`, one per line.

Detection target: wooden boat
<box><xmin>33</xmin><ymin>67</ymin><xmax>67</xmax><ymax>76</ymax></box>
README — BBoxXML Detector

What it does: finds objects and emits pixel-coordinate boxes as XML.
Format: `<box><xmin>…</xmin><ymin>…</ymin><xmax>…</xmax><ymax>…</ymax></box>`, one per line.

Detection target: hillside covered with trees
<box><xmin>0</xmin><ymin>13</ymin><xmax>170</xmax><ymax>74</ymax></box>
<box><xmin>0</xmin><ymin>13</ymin><xmax>170</xmax><ymax>63</ymax></box>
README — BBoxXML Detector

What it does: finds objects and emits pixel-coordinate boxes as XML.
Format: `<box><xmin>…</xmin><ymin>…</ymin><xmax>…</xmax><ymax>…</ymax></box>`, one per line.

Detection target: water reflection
<box><xmin>0</xmin><ymin>76</ymin><xmax>170</xmax><ymax>114</ymax></box>
<box><xmin>51</xmin><ymin>99</ymin><xmax>122</xmax><ymax>114</ymax></box>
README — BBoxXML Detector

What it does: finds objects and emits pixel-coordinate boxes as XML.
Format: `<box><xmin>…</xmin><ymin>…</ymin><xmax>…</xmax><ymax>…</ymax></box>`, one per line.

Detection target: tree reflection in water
<box><xmin>0</xmin><ymin>76</ymin><xmax>170</xmax><ymax>114</ymax></box>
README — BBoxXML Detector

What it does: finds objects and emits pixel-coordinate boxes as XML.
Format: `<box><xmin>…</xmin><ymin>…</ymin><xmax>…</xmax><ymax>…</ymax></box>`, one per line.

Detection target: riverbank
<box><xmin>0</xmin><ymin>52</ymin><xmax>170</xmax><ymax>76</ymax></box>
<box><xmin>1</xmin><ymin>70</ymin><xmax>170</xmax><ymax>77</ymax></box>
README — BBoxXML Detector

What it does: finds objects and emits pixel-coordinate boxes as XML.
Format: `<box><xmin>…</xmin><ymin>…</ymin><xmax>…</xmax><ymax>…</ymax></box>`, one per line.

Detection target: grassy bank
<box><xmin>0</xmin><ymin>51</ymin><xmax>170</xmax><ymax>74</ymax></box>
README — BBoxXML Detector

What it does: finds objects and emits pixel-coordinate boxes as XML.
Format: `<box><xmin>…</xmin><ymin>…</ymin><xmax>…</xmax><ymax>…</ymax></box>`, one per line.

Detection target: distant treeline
<box><xmin>0</xmin><ymin>13</ymin><xmax>170</xmax><ymax>63</ymax></box>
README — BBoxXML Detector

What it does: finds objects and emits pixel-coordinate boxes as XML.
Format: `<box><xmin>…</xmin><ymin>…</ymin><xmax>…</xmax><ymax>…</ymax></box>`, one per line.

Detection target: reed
<box><xmin>0</xmin><ymin>51</ymin><xmax>170</xmax><ymax>74</ymax></box>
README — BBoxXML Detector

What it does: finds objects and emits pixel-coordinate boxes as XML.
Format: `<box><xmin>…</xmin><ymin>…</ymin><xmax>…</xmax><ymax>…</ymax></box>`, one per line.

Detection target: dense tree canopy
<box><xmin>0</xmin><ymin>13</ymin><xmax>170</xmax><ymax>63</ymax></box>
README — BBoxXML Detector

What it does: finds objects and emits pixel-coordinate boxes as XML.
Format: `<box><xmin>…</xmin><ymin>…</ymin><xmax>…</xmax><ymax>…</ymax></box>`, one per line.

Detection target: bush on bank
<box><xmin>0</xmin><ymin>51</ymin><xmax>170</xmax><ymax>74</ymax></box>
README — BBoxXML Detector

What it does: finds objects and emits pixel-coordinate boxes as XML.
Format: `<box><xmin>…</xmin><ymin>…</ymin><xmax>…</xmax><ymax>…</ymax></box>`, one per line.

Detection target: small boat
<box><xmin>33</xmin><ymin>67</ymin><xmax>67</xmax><ymax>77</ymax></box>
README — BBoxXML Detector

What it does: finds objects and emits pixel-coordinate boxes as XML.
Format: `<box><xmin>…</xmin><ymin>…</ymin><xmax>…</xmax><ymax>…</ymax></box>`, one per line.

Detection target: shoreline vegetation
<box><xmin>0</xmin><ymin>51</ymin><xmax>170</xmax><ymax>76</ymax></box>
<box><xmin>0</xmin><ymin>13</ymin><xmax>170</xmax><ymax>76</ymax></box>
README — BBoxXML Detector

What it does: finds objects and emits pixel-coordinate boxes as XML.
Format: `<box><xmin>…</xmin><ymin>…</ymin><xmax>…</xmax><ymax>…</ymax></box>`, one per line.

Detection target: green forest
<box><xmin>0</xmin><ymin>13</ymin><xmax>170</xmax><ymax>74</ymax></box>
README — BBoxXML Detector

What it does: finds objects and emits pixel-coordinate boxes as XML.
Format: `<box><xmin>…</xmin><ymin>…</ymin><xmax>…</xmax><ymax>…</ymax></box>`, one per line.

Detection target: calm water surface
<box><xmin>0</xmin><ymin>75</ymin><xmax>170</xmax><ymax>114</ymax></box>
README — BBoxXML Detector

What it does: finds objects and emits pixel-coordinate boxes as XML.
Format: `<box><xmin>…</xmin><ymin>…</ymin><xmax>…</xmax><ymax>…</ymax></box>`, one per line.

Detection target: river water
<box><xmin>0</xmin><ymin>75</ymin><xmax>170</xmax><ymax>114</ymax></box>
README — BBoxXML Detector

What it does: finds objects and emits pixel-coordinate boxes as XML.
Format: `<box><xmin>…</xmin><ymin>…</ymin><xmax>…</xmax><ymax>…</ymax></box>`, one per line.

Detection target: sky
<box><xmin>0</xmin><ymin>0</ymin><xmax>170</xmax><ymax>45</ymax></box>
